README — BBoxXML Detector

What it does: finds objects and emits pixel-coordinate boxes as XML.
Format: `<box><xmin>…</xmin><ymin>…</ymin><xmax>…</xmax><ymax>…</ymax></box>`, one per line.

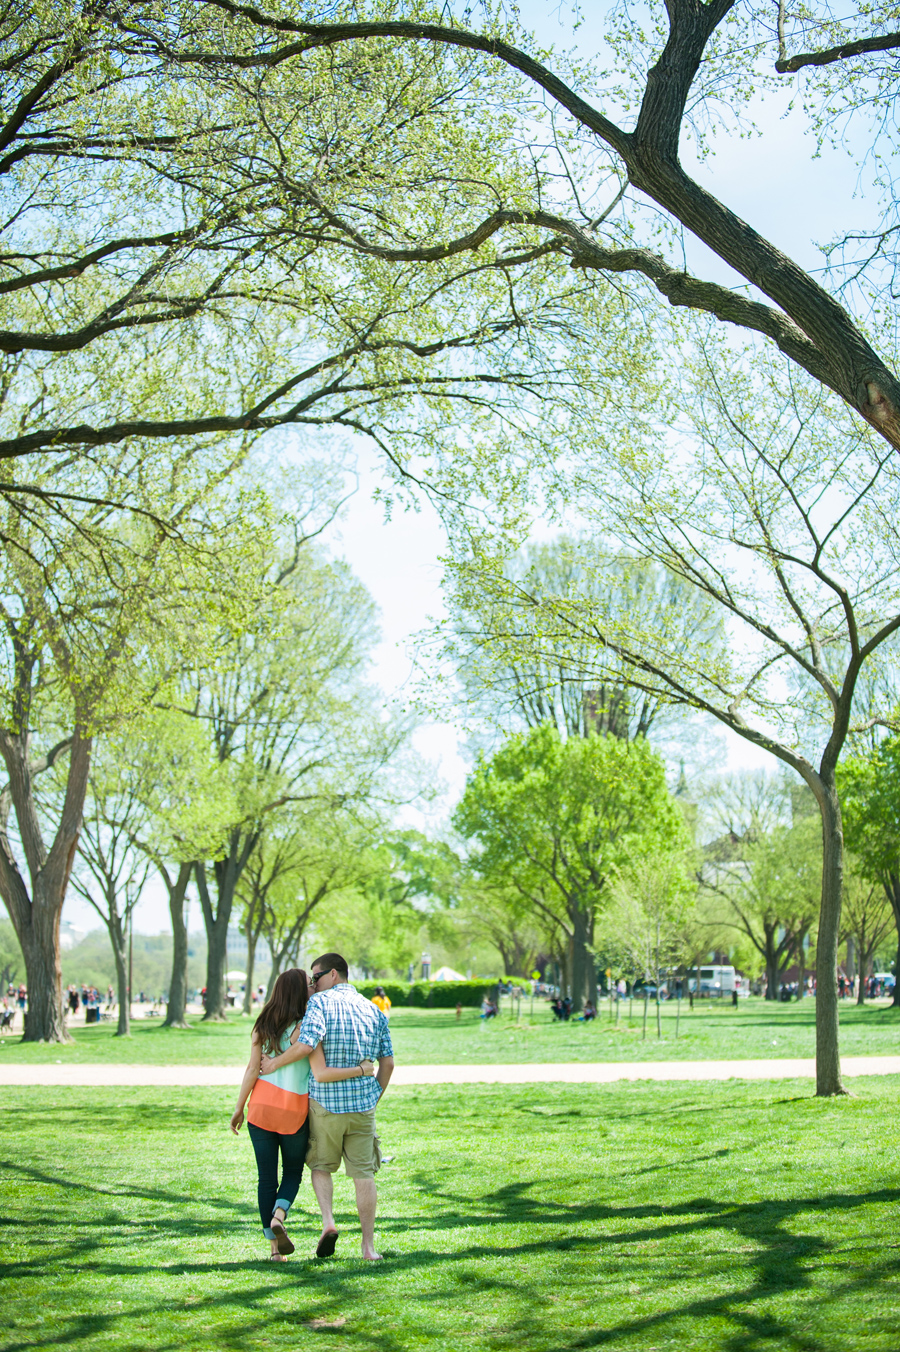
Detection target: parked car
<box><xmin>632</xmin><ymin>982</ymin><xmax>667</xmax><ymax>1000</ymax></box>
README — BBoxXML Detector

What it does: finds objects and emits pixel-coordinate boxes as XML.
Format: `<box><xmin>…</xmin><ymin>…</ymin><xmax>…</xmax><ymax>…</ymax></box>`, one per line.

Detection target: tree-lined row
<box><xmin>0</xmin><ymin>453</ymin><xmax>412</xmax><ymax>1039</ymax></box>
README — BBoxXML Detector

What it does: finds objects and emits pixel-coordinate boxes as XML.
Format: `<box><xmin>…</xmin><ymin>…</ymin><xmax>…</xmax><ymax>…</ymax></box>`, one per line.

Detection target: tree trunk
<box><xmin>764</xmin><ymin>938</ymin><xmax>780</xmax><ymax>1002</ymax></box>
<box><xmin>586</xmin><ymin>914</ymin><xmax>598</xmax><ymax>1008</ymax></box>
<box><xmin>162</xmin><ymin>862</ymin><xmax>192</xmax><ymax>1028</ymax></box>
<box><xmin>242</xmin><ymin>916</ymin><xmax>256</xmax><ymax>1015</ymax></box>
<box><xmin>0</xmin><ymin>727</ymin><xmax>92</xmax><ymax>1043</ymax></box>
<box><xmin>113</xmin><ymin>934</ymin><xmax>130</xmax><ymax>1037</ymax></box>
<box><xmin>205</xmin><ymin>926</ymin><xmax>229</xmax><ymax>1019</ymax></box>
<box><xmin>18</xmin><ymin>901</ymin><xmax>68</xmax><ymax>1043</ymax></box>
<box><xmin>196</xmin><ymin>859</ymin><xmax>234</xmax><ymax>1022</ymax></box>
<box><xmin>815</xmin><ymin>782</ymin><xmax>846</xmax><ymax>1096</ymax></box>
<box><xmin>569</xmin><ymin>914</ymin><xmax>591</xmax><ymax>1013</ymax></box>
<box><xmin>557</xmin><ymin>942</ymin><xmax>571</xmax><ymax>1000</ymax></box>
<box><xmin>855</xmin><ymin>922</ymin><xmax>867</xmax><ymax>1006</ymax></box>
<box><xmin>197</xmin><ymin>831</ymin><xmax>257</xmax><ymax>1021</ymax></box>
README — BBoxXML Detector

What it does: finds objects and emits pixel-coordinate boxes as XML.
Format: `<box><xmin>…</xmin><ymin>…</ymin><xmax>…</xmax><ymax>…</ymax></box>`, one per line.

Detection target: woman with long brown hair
<box><xmin>231</xmin><ymin>968</ymin><xmax>373</xmax><ymax>1260</ymax></box>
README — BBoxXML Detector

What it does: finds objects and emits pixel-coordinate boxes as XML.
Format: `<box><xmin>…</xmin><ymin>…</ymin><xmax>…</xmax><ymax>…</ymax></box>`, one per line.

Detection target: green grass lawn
<box><xmin>1</xmin><ymin>1079</ymin><xmax>898</xmax><ymax>1351</ymax></box>
<box><xmin>1</xmin><ymin>996</ymin><xmax>897</xmax><ymax>1065</ymax></box>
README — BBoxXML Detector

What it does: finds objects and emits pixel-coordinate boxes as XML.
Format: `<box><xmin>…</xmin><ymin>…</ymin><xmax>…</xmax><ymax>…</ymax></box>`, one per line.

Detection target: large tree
<box><xmin>454</xmin><ymin>723</ymin><xmax>687</xmax><ymax>1010</ymax></box>
<box><xmin>446</xmin><ymin>335</ymin><xmax>900</xmax><ymax>1094</ymax></box>
<box><xmin>180</xmin><ymin>534</ymin><xmax>403</xmax><ymax>1020</ymax></box>
<box><xmin>0</xmin><ymin>445</ymin><xmax>236</xmax><ymax>1041</ymax></box>
<box><xmin>223</xmin><ymin>0</ymin><xmax>900</xmax><ymax>453</ymax></box>
<box><xmin>71</xmin><ymin>705</ymin><xmax>232</xmax><ymax>1029</ymax></box>
<box><xmin>66</xmin><ymin>761</ymin><xmax>152</xmax><ymax>1037</ymax></box>
<box><xmin>0</xmin><ymin>1</ymin><xmax>643</xmax><ymax>502</ymax></box>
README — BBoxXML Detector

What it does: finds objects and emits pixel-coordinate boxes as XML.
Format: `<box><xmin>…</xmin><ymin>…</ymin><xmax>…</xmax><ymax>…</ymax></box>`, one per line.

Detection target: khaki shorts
<box><xmin>306</xmin><ymin>1097</ymin><xmax>382</xmax><ymax>1179</ymax></box>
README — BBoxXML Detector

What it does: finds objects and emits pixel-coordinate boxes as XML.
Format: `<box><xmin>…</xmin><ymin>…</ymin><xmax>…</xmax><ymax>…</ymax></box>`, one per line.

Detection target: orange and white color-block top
<box><xmin>247</xmin><ymin>1027</ymin><xmax>309</xmax><ymax>1133</ymax></box>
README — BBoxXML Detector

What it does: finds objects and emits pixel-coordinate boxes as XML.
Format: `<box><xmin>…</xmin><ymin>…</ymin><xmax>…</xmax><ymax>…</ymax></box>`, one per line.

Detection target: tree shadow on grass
<box><xmin>165</xmin><ymin>1186</ymin><xmax>900</xmax><ymax>1351</ymax></box>
<box><xmin>3</xmin><ymin>1137</ymin><xmax>899</xmax><ymax>1352</ymax></box>
<box><xmin>0</xmin><ymin>1157</ymin><xmax>247</xmax><ymax>1214</ymax></box>
<box><xmin>6</xmin><ymin>1163</ymin><xmax>899</xmax><ymax>1352</ymax></box>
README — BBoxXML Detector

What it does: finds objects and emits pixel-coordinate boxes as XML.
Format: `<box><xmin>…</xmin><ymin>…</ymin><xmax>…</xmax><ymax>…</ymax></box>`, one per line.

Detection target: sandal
<box><xmin>316</xmin><ymin>1228</ymin><xmax>339</xmax><ymax>1258</ymax></box>
<box><xmin>271</xmin><ymin>1216</ymin><xmax>295</xmax><ymax>1256</ymax></box>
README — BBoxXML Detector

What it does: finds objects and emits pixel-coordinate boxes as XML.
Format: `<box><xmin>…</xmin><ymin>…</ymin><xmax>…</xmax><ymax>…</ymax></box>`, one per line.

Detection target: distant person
<box><xmin>456</xmin><ymin>1002</ymin><xmax>463</xmax><ymax>1021</ymax></box>
<box><xmin>582</xmin><ymin>1000</ymin><xmax>597</xmax><ymax>1021</ymax></box>
<box><xmin>17</xmin><ymin>983</ymin><xmax>26</xmax><ymax>1012</ymax></box>
<box><xmin>259</xmin><ymin>953</ymin><xmax>394</xmax><ymax>1262</ymax></box>
<box><xmin>231</xmin><ymin>968</ymin><xmax>374</xmax><ymax>1262</ymax></box>
<box><xmin>371</xmin><ymin>987</ymin><xmax>391</xmax><ymax>1019</ymax></box>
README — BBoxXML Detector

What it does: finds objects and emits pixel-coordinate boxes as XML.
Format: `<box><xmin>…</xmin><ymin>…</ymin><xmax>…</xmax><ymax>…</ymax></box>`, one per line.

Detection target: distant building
<box><xmin>225</xmin><ymin>926</ymin><xmax>272</xmax><ymax>973</ymax></box>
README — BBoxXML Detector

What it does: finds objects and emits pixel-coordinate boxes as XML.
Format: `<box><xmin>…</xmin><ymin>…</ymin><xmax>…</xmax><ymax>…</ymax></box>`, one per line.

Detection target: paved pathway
<box><xmin>0</xmin><ymin>1055</ymin><xmax>898</xmax><ymax>1087</ymax></box>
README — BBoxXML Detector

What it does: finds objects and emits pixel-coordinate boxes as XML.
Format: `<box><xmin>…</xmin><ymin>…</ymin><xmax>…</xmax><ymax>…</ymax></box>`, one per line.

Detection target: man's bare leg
<box><xmin>311</xmin><ymin>1169</ymin><xmax>338</xmax><ymax>1249</ymax></box>
<box><xmin>354</xmin><ymin>1178</ymin><xmax>381</xmax><ymax>1260</ymax></box>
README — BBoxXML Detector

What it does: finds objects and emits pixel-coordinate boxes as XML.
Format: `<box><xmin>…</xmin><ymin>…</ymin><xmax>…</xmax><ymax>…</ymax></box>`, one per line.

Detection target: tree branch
<box><xmin>776</xmin><ymin>30</ymin><xmax>900</xmax><ymax>73</ymax></box>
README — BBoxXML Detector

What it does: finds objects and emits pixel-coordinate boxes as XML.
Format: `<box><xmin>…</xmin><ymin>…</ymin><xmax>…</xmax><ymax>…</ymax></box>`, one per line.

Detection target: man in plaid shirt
<box><xmin>260</xmin><ymin>952</ymin><xmax>394</xmax><ymax>1261</ymax></box>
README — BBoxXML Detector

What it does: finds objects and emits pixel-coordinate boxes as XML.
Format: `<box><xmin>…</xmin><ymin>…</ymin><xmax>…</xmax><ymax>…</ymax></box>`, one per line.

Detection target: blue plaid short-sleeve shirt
<box><xmin>299</xmin><ymin>983</ymin><xmax>393</xmax><ymax>1113</ymax></box>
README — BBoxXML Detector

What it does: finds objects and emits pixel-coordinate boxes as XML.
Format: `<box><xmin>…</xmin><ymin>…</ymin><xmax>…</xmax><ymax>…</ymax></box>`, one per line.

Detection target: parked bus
<box><xmin>688</xmin><ymin>965</ymin><xmax>749</xmax><ymax>998</ymax></box>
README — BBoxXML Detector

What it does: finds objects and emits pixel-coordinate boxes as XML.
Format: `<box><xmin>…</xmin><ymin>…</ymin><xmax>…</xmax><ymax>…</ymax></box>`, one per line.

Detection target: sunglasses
<box><xmin>310</xmin><ymin>970</ymin><xmax>331</xmax><ymax>986</ymax></box>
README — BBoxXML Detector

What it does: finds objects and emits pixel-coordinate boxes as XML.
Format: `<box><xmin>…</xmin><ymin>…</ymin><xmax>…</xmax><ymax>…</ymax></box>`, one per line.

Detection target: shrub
<box><xmin>354</xmin><ymin>979</ymin><xmax>494</xmax><ymax>1008</ymax></box>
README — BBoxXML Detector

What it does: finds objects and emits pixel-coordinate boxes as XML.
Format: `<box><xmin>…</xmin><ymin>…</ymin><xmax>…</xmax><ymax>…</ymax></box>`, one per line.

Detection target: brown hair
<box><xmin>253</xmin><ymin>968</ymin><xmax>309</xmax><ymax>1056</ymax></box>
<box><xmin>312</xmin><ymin>952</ymin><xmax>349</xmax><ymax>979</ymax></box>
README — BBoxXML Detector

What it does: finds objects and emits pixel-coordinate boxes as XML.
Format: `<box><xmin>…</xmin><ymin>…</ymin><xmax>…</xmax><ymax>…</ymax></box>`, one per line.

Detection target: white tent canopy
<box><xmin>431</xmin><ymin>965</ymin><xmax>466</xmax><ymax>982</ymax></box>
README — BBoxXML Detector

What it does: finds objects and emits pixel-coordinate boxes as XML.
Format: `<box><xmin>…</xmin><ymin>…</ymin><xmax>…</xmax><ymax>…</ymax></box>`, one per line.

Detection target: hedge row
<box><xmin>354</xmin><ymin>979</ymin><xmax>496</xmax><ymax>1008</ymax></box>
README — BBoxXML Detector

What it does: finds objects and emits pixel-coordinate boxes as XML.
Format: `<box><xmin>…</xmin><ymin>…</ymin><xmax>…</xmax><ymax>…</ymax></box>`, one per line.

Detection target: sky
<box><xmin>62</xmin><ymin>2</ymin><xmax>879</xmax><ymax>935</ymax></box>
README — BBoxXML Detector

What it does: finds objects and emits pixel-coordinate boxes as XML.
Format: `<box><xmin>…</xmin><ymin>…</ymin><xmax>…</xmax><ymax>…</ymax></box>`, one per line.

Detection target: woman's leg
<box><xmin>273</xmin><ymin>1120</ymin><xmax>310</xmax><ymax>1224</ymax></box>
<box><xmin>247</xmin><ymin>1123</ymin><xmax>282</xmax><ymax>1254</ymax></box>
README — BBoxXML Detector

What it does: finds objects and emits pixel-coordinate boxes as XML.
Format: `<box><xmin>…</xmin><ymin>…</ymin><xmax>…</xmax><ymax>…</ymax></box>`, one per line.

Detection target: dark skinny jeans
<box><xmin>247</xmin><ymin>1119</ymin><xmax>309</xmax><ymax>1237</ymax></box>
